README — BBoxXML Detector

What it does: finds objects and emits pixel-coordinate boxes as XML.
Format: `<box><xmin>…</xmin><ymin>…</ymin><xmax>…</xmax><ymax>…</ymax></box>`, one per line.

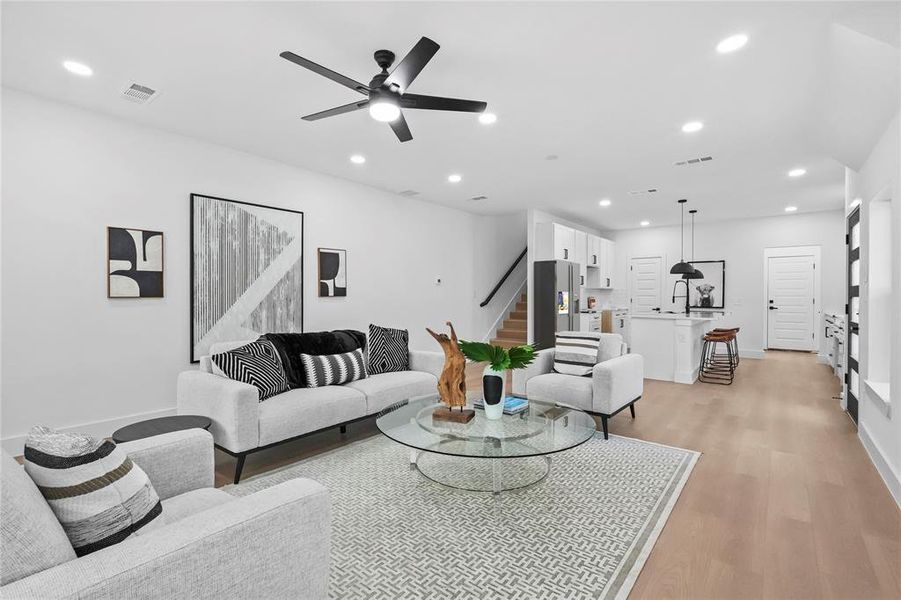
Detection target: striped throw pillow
<box><xmin>300</xmin><ymin>348</ymin><xmax>368</xmax><ymax>387</ymax></box>
<box><xmin>367</xmin><ymin>324</ymin><xmax>409</xmax><ymax>374</ymax></box>
<box><xmin>23</xmin><ymin>426</ymin><xmax>162</xmax><ymax>557</ymax></box>
<box><xmin>211</xmin><ymin>340</ymin><xmax>290</xmax><ymax>401</ymax></box>
<box><xmin>553</xmin><ymin>332</ymin><xmax>602</xmax><ymax>376</ymax></box>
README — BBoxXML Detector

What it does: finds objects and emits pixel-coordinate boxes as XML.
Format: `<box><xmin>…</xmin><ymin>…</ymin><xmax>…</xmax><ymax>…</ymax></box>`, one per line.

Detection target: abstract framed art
<box><xmin>318</xmin><ymin>248</ymin><xmax>347</xmax><ymax>297</ymax></box>
<box><xmin>190</xmin><ymin>194</ymin><xmax>304</xmax><ymax>362</ymax></box>
<box><xmin>688</xmin><ymin>260</ymin><xmax>725</xmax><ymax>309</ymax></box>
<box><xmin>107</xmin><ymin>227</ymin><xmax>164</xmax><ymax>298</ymax></box>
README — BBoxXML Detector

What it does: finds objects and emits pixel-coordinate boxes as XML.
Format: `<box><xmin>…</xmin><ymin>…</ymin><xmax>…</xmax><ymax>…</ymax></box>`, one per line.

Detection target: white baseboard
<box><xmin>1</xmin><ymin>407</ymin><xmax>176</xmax><ymax>456</ymax></box>
<box><xmin>817</xmin><ymin>353</ymin><xmax>829</xmax><ymax>365</ymax></box>
<box><xmin>739</xmin><ymin>349</ymin><xmax>766</xmax><ymax>359</ymax></box>
<box><xmin>859</xmin><ymin>423</ymin><xmax>901</xmax><ymax>507</ymax></box>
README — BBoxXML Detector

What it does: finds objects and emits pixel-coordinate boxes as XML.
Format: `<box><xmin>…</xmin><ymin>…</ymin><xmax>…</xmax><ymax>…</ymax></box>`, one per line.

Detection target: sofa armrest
<box><xmin>176</xmin><ymin>371</ymin><xmax>260</xmax><ymax>453</ymax></box>
<box><xmin>592</xmin><ymin>353</ymin><xmax>644</xmax><ymax>415</ymax></box>
<box><xmin>118</xmin><ymin>429</ymin><xmax>214</xmax><ymax>501</ymax></box>
<box><xmin>408</xmin><ymin>350</ymin><xmax>444</xmax><ymax>379</ymax></box>
<box><xmin>512</xmin><ymin>348</ymin><xmax>556</xmax><ymax>397</ymax></box>
<box><xmin>0</xmin><ymin>479</ymin><xmax>331</xmax><ymax>600</ymax></box>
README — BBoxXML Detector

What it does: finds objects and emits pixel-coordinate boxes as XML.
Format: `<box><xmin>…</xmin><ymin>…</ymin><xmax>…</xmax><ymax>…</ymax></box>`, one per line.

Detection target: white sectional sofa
<box><xmin>177</xmin><ymin>339</ymin><xmax>444</xmax><ymax>482</ymax></box>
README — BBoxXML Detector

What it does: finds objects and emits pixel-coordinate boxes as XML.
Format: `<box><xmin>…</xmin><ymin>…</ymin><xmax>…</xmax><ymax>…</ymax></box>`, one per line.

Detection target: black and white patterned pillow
<box><xmin>553</xmin><ymin>332</ymin><xmax>602</xmax><ymax>376</ymax></box>
<box><xmin>211</xmin><ymin>340</ymin><xmax>290</xmax><ymax>401</ymax></box>
<box><xmin>23</xmin><ymin>426</ymin><xmax>162</xmax><ymax>557</ymax></box>
<box><xmin>300</xmin><ymin>348</ymin><xmax>367</xmax><ymax>387</ymax></box>
<box><xmin>368</xmin><ymin>324</ymin><xmax>409</xmax><ymax>374</ymax></box>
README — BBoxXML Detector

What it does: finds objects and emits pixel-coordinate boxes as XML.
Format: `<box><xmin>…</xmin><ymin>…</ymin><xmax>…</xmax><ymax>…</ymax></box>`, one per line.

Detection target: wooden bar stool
<box><xmin>711</xmin><ymin>327</ymin><xmax>740</xmax><ymax>368</ymax></box>
<box><xmin>699</xmin><ymin>330</ymin><xmax>736</xmax><ymax>385</ymax></box>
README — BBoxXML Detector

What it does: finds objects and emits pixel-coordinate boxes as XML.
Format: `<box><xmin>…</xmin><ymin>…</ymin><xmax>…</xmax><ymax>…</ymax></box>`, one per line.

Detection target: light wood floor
<box><xmin>214</xmin><ymin>352</ymin><xmax>901</xmax><ymax>599</ymax></box>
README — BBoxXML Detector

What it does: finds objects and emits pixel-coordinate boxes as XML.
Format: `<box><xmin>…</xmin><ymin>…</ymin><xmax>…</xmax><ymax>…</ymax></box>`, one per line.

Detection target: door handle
<box><xmin>769</xmin><ymin>306</ymin><xmax>778</xmax><ymax>310</ymax></box>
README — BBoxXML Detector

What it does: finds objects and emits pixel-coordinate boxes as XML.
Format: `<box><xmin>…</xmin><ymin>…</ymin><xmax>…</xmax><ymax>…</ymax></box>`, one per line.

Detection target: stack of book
<box><xmin>472</xmin><ymin>396</ymin><xmax>529</xmax><ymax>415</ymax></box>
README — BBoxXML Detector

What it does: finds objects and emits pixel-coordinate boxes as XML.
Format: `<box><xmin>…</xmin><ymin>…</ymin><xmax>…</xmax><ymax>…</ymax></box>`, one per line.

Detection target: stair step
<box><xmin>491</xmin><ymin>338</ymin><xmax>527</xmax><ymax>349</ymax></box>
<box><xmin>510</xmin><ymin>310</ymin><xmax>527</xmax><ymax>320</ymax></box>
<box><xmin>515</xmin><ymin>302</ymin><xmax>528</xmax><ymax>311</ymax></box>
<box><xmin>503</xmin><ymin>319</ymin><xmax>527</xmax><ymax>331</ymax></box>
<box><xmin>496</xmin><ymin>329</ymin><xmax>527</xmax><ymax>341</ymax></box>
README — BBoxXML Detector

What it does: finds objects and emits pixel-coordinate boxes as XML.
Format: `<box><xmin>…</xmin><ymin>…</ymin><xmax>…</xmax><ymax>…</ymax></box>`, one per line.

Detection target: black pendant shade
<box><xmin>670</xmin><ymin>199</ymin><xmax>698</xmax><ymax>276</ymax></box>
<box><xmin>681</xmin><ymin>208</ymin><xmax>703</xmax><ymax>279</ymax></box>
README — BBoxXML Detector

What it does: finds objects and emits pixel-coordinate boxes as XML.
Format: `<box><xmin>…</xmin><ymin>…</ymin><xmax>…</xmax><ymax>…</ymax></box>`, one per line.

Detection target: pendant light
<box><xmin>683</xmin><ymin>209</ymin><xmax>704</xmax><ymax>280</ymax></box>
<box><xmin>669</xmin><ymin>199</ymin><xmax>697</xmax><ymax>275</ymax></box>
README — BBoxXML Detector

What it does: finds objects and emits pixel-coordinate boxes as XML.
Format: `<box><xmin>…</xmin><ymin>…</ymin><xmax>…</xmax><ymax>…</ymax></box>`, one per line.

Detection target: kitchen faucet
<box><xmin>672</xmin><ymin>280</ymin><xmax>691</xmax><ymax>316</ymax></box>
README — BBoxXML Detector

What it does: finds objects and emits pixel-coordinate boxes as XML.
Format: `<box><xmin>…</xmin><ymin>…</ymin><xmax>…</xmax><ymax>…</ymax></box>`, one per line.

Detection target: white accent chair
<box><xmin>512</xmin><ymin>333</ymin><xmax>644</xmax><ymax>438</ymax></box>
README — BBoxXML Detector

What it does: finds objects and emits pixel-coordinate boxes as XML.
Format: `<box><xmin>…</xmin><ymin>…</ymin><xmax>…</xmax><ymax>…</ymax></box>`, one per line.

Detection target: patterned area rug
<box><xmin>225</xmin><ymin>433</ymin><xmax>698</xmax><ymax>599</ymax></box>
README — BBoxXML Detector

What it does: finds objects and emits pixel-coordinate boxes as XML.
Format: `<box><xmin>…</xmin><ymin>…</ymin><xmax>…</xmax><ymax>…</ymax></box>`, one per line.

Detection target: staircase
<box><xmin>491</xmin><ymin>293</ymin><xmax>528</xmax><ymax>348</ymax></box>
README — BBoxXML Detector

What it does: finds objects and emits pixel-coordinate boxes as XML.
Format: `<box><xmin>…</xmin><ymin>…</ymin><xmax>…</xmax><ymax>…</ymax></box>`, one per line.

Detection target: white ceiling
<box><xmin>2</xmin><ymin>1</ymin><xmax>898</xmax><ymax>229</ymax></box>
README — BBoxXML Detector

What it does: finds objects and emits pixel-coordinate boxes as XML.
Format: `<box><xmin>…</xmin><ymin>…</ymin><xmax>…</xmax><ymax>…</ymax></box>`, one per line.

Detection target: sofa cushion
<box><xmin>367</xmin><ymin>324</ymin><xmax>409</xmax><ymax>374</ymax></box>
<box><xmin>258</xmin><ymin>386</ymin><xmax>367</xmax><ymax>446</ymax></box>
<box><xmin>0</xmin><ymin>450</ymin><xmax>76</xmax><ymax>585</ymax></box>
<box><xmin>597</xmin><ymin>333</ymin><xmax>625</xmax><ymax>363</ymax></box>
<box><xmin>261</xmin><ymin>331</ymin><xmax>366</xmax><ymax>388</ymax></box>
<box><xmin>300</xmin><ymin>348</ymin><xmax>367</xmax><ymax>388</ymax></box>
<box><xmin>137</xmin><ymin>488</ymin><xmax>232</xmax><ymax>537</ymax></box>
<box><xmin>345</xmin><ymin>370</ymin><xmax>438</xmax><ymax>415</ymax></box>
<box><xmin>526</xmin><ymin>373</ymin><xmax>593</xmax><ymax>412</ymax></box>
<box><xmin>212</xmin><ymin>340</ymin><xmax>290</xmax><ymax>401</ymax></box>
<box><xmin>23</xmin><ymin>426</ymin><xmax>163</xmax><ymax>557</ymax></box>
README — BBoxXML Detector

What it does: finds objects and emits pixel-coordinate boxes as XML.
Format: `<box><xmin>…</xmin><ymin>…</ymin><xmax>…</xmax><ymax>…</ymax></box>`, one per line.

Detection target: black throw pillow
<box><xmin>260</xmin><ymin>331</ymin><xmax>366</xmax><ymax>388</ymax></box>
<box><xmin>368</xmin><ymin>324</ymin><xmax>409</xmax><ymax>374</ymax></box>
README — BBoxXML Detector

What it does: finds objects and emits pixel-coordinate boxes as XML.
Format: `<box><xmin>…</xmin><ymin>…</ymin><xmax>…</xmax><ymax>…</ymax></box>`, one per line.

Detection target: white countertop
<box><xmin>631</xmin><ymin>311</ymin><xmax>728</xmax><ymax>322</ymax></box>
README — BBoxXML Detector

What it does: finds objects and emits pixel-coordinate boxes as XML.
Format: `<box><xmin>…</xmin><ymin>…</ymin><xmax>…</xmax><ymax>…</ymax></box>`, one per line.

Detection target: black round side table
<box><xmin>112</xmin><ymin>415</ymin><xmax>212</xmax><ymax>443</ymax></box>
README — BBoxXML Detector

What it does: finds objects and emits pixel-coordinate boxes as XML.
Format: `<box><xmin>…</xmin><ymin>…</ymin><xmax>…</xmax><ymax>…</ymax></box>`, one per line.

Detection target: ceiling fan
<box><xmin>279</xmin><ymin>37</ymin><xmax>488</xmax><ymax>142</ymax></box>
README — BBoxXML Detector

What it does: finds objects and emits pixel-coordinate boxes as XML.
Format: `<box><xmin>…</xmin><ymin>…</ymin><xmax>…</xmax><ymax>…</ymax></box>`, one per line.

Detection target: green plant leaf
<box><xmin>458</xmin><ymin>340</ymin><xmax>510</xmax><ymax>370</ymax></box>
<box><xmin>507</xmin><ymin>344</ymin><xmax>537</xmax><ymax>369</ymax></box>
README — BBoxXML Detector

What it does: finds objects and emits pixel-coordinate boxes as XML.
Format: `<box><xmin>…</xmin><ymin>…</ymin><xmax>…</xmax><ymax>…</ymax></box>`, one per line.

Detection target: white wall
<box><xmin>609</xmin><ymin>211</ymin><xmax>846</xmax><ymax>357</ymax></box>
<box><xmin>847</xmin><ymin>113</ymin><xmax>900</xmax><ymax>505</ymax></box>
<box><xmin>472</xmin><ymin>211</ymin><xmax>528</xmax><ymax>341</ymax></box>
<box><xmin>0</xmin><ymin>89</ymin><xmax>506</xmax><ymax>452</ymax></box>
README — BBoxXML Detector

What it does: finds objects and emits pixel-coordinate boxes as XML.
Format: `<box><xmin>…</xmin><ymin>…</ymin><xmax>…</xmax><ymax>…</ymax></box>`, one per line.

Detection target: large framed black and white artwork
<box><xmin>190</xmin><ymin>194</ymin><xmax>304</xmax><ymax>362</ymax></box>
<box><xmin>688</xmin><ymin>260</ymin><xmax>725</xmax><ymax>309</ymax></box>
<box><xmin>107</xmin><ymin>227</ymin><xmax>164</xmax><ymax>298</ymax></box>
<box><xmin>318</xmin><ymin>248</ymin><xmax>347</xmax><ymax>297</ymax></box>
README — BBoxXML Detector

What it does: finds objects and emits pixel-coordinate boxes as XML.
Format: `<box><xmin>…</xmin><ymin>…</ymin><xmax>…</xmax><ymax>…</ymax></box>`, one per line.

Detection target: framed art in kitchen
<box><xmin>107</xmin><ymin>226</ymin><xmax>164</xmax><ymax>298</ymax></box>
<box><xmin>190</xmin><ymin>193</ymin><xmax>304</xmax><ymax>362</ymax></box>
<box><xmin>688</xmin><ymin>260</ymin><xmax>725</xmax><ymax>309</ymax></box>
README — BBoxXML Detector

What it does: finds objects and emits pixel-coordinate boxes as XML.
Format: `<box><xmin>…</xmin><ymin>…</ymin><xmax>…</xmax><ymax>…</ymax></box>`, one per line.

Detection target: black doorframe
<box><xmin>845</xmin><ymin>207</ymin><xmax>860</xmax><ymax>424</ymax></box>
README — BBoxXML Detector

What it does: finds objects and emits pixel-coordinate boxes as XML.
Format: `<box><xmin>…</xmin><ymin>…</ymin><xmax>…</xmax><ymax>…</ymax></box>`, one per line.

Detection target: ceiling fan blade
<box><xmin>384</xmin><ymin>37</ymin><xmax>440</xmax><ymax>94</ymax></box>
<box><xmin>280</xmin><ymin>51</ymin><xmax>369</xmax><ymax>96</ymax></box>
<box><xmin>400</xmin><ymin>93</ymin><xmax>487</xmax><ymax>113</ymax></box>
<box><xmin>389</xmin><ymin>112</ymin><xmax>413</xmax><ymax>142</ymax></box>
<box><xmin>302</xmin><ymin>99</ymin><xmax>370</xmax><ymax>121</ymax></box>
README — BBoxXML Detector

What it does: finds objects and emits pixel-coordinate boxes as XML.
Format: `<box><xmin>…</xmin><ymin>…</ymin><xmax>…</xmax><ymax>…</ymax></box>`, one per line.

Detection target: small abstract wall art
<box><xmin>318</xmin><ymin>248</ymin><xmax>347</xmax><ymax>297</ymax></box>
<box><xmin>107</xmin><ymin>227</ymin><xmax>164</xmax><ymax>298</ymax></box>
<box><xmin>191</xmin><ymin>194</ymin><xmax>304</xmax><ymax>362</ymax></box>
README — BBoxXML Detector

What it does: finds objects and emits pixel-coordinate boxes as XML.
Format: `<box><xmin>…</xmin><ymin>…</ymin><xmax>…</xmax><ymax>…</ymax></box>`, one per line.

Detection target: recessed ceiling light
<box><xmin>447</xmin><ymin>174</ymin><xmax>462</xmax><ymax>183</ymax></box>
<box><xmin>349</xmin><ymin>154</ymin><xmax>366</xmax><ymax>164</ymax></box>
<box><xmin>599</xmin><ymin>199</ymin><xmax>612</xmax><ymax>207</ymax></box>
<box><xmin>681</xmin><ymin>121</ymin><xmax>704</xmax><ymax>133</ymax></box>
<box><xmin>785</xmin><ymin>206</ymin><xmax>798</xmax><ymax>212</ymax></box>
<box><xmin>717</xmin><ymin>34</ymin><xmax>748</xmax><ymax>54</ymax></box>
<box><xmin>63</xmin><ymin>60</ymin><xmax>93</xmax><ymax>76</ymax></box>
<box><xmin>640</xmin><ymin>220</ymin><xmax>650</xmax><ymax>227</ymax></box>
<box><xmin>478</xmin><ymin>112</ymin><xmax>497</xmax><ymax>125</ymax></box>
<box><xmin>788</xmin><ymin>168</ymin><xmax>807</xmax><ymax>177</ymax></box>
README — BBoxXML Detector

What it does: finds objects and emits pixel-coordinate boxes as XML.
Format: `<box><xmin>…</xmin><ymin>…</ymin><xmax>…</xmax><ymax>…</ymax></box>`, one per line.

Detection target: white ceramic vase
<box><xmin>482</xmin><ymin>365</ymin><xmax>506</xmax><ymax>420</ymax></box>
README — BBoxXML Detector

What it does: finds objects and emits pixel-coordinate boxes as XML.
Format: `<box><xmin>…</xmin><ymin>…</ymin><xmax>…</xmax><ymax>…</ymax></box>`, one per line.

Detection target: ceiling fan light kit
<box><xmin>280</xmin><ymin>37</ymin><xmax>488</xmax><ymax>142</ymax></box>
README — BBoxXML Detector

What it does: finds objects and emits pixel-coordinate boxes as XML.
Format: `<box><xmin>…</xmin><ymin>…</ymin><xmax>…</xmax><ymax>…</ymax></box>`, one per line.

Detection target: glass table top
<box><xmin>375</xmin><ymin>394</ymin><xmax>597</xmax><ymax>459</ymax></box>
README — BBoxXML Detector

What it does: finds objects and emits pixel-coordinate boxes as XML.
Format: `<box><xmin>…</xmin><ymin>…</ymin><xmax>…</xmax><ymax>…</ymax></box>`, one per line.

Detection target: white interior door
<box><xmin>630</xmin><ymin>256</ymin><xmax>663</xmax><ymax>313</ymax></box>
<box><xmin>767</xmin><ymin>255</ymin><xmax>815</xmax><ymax>350</ymax></box>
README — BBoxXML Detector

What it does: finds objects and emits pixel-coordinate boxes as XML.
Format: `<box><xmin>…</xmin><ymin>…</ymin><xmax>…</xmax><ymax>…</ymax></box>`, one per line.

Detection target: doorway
<box><xmin>630</xmin><ymin>256</ymin><xmax>663</xmax><ymax>313</ymax></box>
<box><xmin>764</xmin><ymin>247</ymin><xmax>821</xmax><ymax>352</ymax></box>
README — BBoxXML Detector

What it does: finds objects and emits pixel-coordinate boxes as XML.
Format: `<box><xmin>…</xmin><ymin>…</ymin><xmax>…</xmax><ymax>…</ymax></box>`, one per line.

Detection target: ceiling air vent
<box><xmin>673</xmin><ymin>155</ymin><xmax>713</xmax><ymax>167</ymax></box>
<box><xmin>627</xmin><ymin>189</ymin><xmax>659</xmax><ymax>197</ymax></box>
<box><xmin>121</xmin><ymin>82</ymin><xmax>159</xmax><ymax>104</ymax></box>
<box><xmin>397</xmin><ymin>189</ymin><xmax>419</xmax><ymax>197</ymax></box>
<box><xmin>469</xmin><ymin>195</ymin><xmax>488</xmax><ymax>202</ymax></box>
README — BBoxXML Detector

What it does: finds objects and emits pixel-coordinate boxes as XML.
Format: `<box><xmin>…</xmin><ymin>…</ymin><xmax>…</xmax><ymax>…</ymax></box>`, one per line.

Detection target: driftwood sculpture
<box><xmin>426</xmin><ymin>322</ymin><xmax>473</xmax><ymax>423</ymax></box>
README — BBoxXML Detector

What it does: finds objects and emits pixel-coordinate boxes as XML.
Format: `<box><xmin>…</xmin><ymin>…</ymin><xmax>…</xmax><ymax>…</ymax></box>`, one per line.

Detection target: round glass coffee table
<box><xmin>376</xmin><ymin>394</ymin><xmax>596</xmax><ymax>494</ymax></box>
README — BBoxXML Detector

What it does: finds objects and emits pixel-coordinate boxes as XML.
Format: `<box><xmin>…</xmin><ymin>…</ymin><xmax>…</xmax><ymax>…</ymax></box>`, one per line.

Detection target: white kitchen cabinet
<box><xmin>586</xmin><ymin>235</ymin><xmax>602</xmax><ymax>268</ymax></box>
<box><xmin>585</xmin><ymin>236</ymin><xmax>615</xmax><ymax>289</ymax></box>
<box><xmin>580</xmin><ymin>313</ymin><xmax>600</xmax><ymax>332</ymax></box>
<box><xmin>573</xmin><ymin>229</ymin><xmax>587</xmax><ymax>287</ymax></box>
<box><xmin>535</xmin><ymin>222</ymin><xmax>577</xmax><ymax>262</ymax></box>
<box><xmin>600</xmin><ymin>238</ymin><xmax>615</xmax><ymax>288</ymax></box>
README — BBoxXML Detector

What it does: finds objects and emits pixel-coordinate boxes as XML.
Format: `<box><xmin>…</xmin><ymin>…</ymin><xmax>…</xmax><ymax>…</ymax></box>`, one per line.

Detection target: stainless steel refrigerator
<box><xmin>533</xmin><ymin>260</ymin><xmax>579</xmax><ymax>350</ymax></box>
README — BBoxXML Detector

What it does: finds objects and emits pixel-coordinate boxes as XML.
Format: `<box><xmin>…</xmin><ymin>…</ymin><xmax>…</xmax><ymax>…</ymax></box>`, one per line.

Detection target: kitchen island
<box><xmin>630</xmin><ymin>311</ymin><xmax>730</xmax><ymax>384</ymax></box>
